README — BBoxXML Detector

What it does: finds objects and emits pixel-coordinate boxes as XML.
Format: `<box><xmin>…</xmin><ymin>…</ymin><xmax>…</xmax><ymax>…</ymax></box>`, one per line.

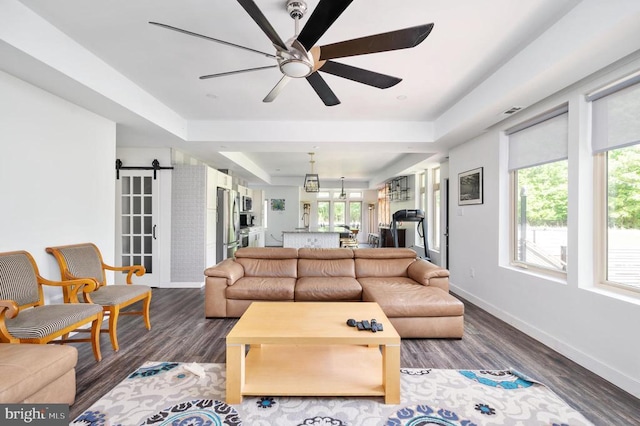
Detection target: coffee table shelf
<box><xmin>243</xmin><ymin>344</ymin><xmax>385</xmax><ymax>396</ymax></box>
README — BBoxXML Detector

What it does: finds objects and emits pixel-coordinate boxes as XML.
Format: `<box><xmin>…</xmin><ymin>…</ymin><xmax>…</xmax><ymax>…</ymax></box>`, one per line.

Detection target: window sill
<box><xmin>586</xmin><ymin>283</ymin><xmax>640</xmax><ymax>306</ymax></box>
<box><xmin>501</xmin><ymin>263</ymin><xmax>567</xmax><ymax>285</ymax></box>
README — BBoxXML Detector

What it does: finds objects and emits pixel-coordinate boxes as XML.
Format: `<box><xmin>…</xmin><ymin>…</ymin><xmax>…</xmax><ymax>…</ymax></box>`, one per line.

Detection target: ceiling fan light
<box><xmin>304</xmin><ymin>174</ymin><xmax>320</xmax><ymax>192</ymax></box>
<box><xmin>280</xmin><ymin>59</ymin><xmax>312</xmax><ymax>78</ymax></box>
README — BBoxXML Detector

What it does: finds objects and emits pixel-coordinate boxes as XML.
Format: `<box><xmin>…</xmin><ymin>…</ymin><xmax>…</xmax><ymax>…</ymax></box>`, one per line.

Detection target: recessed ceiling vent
<box><xmin>502</xmin><ymin>106</ymin><xmax>523</xmax><ymax>115</ymax></box>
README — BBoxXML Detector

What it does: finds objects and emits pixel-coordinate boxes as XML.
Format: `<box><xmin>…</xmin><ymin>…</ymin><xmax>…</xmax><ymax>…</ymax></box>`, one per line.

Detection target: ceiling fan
<box><xmin>150</xmin><ymin>0</ymin><xmax>434</xmax><ymax>106</ymax></box>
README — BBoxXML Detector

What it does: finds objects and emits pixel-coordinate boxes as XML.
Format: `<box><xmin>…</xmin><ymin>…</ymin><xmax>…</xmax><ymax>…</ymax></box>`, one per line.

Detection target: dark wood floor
<box><xmin>69</xmin><ymin>288</ymin><xmax>639</xmax><ymax>425</ymax></box>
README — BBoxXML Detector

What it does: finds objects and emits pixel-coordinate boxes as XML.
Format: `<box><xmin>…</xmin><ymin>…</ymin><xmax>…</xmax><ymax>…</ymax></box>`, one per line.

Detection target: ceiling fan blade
<box><xmin>306</xmin><ymin>72</ymin><xmax>340</xmax><ymax>106</ymax></box>
<box><xmin>149</xmin><ymin>21</ymin><xmax>275</xmax><ymax>58</ymax></box>
<box><xmin>263</xmin><ymin>76</ymin><xmax>292</xmax><ymax>103</ymax></box>
<box><xmin>319</xmin><ymin>23</ymin><xmax>434</xmax><ymax>60</ymax></box>
<box><xmin>318</xmin><ymin>60</ymin><xmax>401</xmax><ymax>89</ymax></box>
<box><xmin>200</xmin><ymin>65</ymin><xmax>278</xmax><ymax>80</ymax></box>
<box><xmin>236</xmin><ymin>0</ymin><xmax>288</xmax><ymax>52</ymax></box>
<box><xmin>297</xmin><ymin>0</ymin><xmax>353</xmax><ymax>51</ymax></box>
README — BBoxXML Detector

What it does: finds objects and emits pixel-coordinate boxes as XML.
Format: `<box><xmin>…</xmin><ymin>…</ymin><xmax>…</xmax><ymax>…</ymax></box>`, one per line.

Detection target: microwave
<box><xmin>242</xmin><ymin>196</ymin><xmax>252</xmax><ymax>212</ymax></box>
<box><xmin>240</xmin><ymin>212</ymin><xmax>253</xmax><ymax>227</ymax></box>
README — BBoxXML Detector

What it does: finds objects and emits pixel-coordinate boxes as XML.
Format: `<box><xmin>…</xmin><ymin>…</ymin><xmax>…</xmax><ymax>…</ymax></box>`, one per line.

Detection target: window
<box><xmin>378</xmin><ymin>187</ymin><xmax>390</xmax><ymax>227</ymax></box>
<box><xmin>432</xmin><ymin>168</ymin><xmax>441</xmax><ymax>250</ymax></box>
<box><xmin>349</xmin><ymin>201</ymin><xmax>362</xmax><ymax>229</ymax></box>
<box><xmin>317</xmin><ymin>190</ymin><xmax>362</xmax><ymax>230</ymax></box>
<box><xmin>590</xmin><ymin>75</ymin><xmax>640</xmax><ymax>290</ymax></box>
<box><xmin>507</xmin><ymin>106</ymin><xmax>569</xmax><ymax>274</ymax></box>
<box><xmin>263</xmin><ymin>199</ymin><xmax>268</xmax><ymax>228</ymax></box>
<box><xmin>333</xmin><ymin>201</ymin><xmax>346</xmax><ymax>226</ymax></box>
<box><xmin>317</xmin><ymin>201</ymin><xmax>329</xmax><ymax>227</ymax></box>
<box><xmin>418</xmin><ymin>172</ymin><xmax>426</xmax><ymax>212</ymax></box>
<box><xmin>599</xmin><ymin>145</ymin><xmax>640</xmax><ymax>289</ymax></box>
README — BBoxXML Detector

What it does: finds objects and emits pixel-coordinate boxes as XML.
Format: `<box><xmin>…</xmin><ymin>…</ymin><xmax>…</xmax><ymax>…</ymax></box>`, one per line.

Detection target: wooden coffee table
<box><xmin>225</xmin><ymin>302</ymin><xmax>400</xmax><ymax>404</ymax></box>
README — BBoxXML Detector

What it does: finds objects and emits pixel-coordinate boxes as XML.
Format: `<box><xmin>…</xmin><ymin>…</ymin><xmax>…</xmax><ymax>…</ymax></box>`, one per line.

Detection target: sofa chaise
<box><xmin>204</xmin><ymin>247</ymin><xmax>464</xmax><ymax>338</ymax></box>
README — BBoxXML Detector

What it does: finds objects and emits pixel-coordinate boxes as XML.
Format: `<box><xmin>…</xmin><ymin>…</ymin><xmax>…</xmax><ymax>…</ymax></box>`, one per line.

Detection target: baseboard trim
<box><xmin>450</xmin><ymin>283</ymin><xmax>640</xmax><ymax>398</ymax></box>
<box><xmin>155</xmin><ymin>282</ymin><xmax>204</xmax><ymax>289</ymax></box>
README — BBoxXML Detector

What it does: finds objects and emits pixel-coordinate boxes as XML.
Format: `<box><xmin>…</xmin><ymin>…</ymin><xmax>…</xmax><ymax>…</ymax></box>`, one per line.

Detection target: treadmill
<box><xmin>390</xmin><ymin>209</ymin><xmax>430</xmax><ymax>260</ymax></box>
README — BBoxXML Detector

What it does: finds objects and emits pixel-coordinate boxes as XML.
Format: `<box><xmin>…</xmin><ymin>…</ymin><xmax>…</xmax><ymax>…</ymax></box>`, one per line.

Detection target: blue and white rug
<box><xmin>71</xmin><ymin>361</ymin><xmax>592</xmax><ymax>425</ymax></box>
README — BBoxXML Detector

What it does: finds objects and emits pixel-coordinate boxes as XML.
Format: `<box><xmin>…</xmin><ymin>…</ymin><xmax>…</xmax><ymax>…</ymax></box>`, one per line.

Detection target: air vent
<box><xmin>502</xmin><ymin>106</ymin><xmax>523</xmax><ymax>115</ymax></box>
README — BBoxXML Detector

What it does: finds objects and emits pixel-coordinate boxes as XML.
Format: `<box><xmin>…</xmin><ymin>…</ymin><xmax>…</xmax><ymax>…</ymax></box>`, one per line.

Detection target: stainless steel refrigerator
<box><xmin>216</xmin><ymin>187</ymin><xmax>240</xmax><ymax>263</ymax></box>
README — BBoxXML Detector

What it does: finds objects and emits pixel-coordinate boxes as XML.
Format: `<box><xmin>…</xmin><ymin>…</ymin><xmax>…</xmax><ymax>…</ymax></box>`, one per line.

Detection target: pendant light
<box><xmin>303</xmin><ymin>152</ymin><xmax>320</xmax><ymax>192</ymax></box>
<box><xmin>339</xmin><ymin>177</ymin><xmax>347</xmax><ymax>199</ymax></box>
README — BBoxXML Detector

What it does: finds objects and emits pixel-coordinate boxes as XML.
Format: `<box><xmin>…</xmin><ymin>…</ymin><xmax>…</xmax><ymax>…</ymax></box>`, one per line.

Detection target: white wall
<box><xmin>0</xmin><ymin>70</ymin><xmax>116</xmax><ymax>302</ymax></box>
<box><xmin>256</xmin><ymin>185</ymin><xmax>300</xmax><ymax>246</ymax></box>
<box><xmin>447</xmin><ymin>55</ymin><xmax>640</xmax><ymax>397</ymax></box>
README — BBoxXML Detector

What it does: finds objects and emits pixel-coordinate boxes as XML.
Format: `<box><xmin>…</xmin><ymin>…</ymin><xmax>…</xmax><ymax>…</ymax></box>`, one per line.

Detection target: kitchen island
<box><xmin>282</xmin><ymin>227</ymin><xmax>350</xmax><ymax>248</ymax></box>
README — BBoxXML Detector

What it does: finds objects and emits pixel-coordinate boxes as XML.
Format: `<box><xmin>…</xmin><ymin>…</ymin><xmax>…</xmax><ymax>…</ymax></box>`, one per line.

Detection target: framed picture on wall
<box><xmin>458</xmin><ymin>167</ymin><xmax>483</xmax><ymax>205</ymax></box>
<box><xmin>271</xmin><ymin>198</ymin><xmax>285</xmax><ymax>211</ymax></box>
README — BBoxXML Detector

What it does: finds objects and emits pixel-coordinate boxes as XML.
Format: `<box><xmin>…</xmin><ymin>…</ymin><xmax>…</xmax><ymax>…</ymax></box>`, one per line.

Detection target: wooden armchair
<box><xmin>0</xmin><ymin>250</ymin><xmax>103</xmax><ymax>361</ymax></box>
<box><xmin>46</xmin><ymin>243</ymin><xmax>152</xmax><ymax>352</ymax></box>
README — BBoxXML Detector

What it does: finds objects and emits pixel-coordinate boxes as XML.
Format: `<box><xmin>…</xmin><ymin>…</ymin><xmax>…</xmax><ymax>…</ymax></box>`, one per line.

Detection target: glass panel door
<box><xmin>115</xmin><ymin>170</ymin><xmax>158</xmax><ymax>285</ymax></box>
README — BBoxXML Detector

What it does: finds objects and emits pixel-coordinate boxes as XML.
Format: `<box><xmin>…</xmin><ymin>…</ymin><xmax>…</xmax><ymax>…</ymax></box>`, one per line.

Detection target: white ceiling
<box><xmin>3</xmin><ymin>0</ymin><xmax>640</xmax><ymax>188</ymax></box>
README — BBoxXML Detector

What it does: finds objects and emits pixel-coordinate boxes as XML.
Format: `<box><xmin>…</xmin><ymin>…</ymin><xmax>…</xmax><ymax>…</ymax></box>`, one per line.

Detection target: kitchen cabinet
<box><xmin>237</xmin><ymin>185</ymin><xmax>253</xmax><ymax>198</ymax></box>
<box><xmin>380</xmin><ymin>227</ymin><xmax>406</xmax><ymax>247</ymax></box>
<box><xmin>248</xmin><ymin>227</ymin><xmax>264</xmax><ymax>247</ymax></box>
<box><xmin>252</xmin><ymin>189</ymin><xmax>264</xmax><ymax>226</ymax></box>
<box><xmin>217</xmin><ymin>170</ymin><xmax>232</xmax><ymax>190</ymax></box>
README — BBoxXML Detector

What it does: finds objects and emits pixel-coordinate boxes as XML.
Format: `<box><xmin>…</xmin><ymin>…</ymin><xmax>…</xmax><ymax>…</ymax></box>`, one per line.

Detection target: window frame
<box><xmin>316</xmin><ymin>200</ymin><xmax>330</xmax><ymax>227</ymax></box>
<box><xmin>588</xmin><ymin>72</ymin><xmax>640</xmax><ymax>293</ymax></box>
<box><xmin>593</xmin><ymin>151</ymin><xmax>609</xmax><ymax>288</ymax></box>
<box><xmin>348</xmin><ymin>201</ymin><xmax>362</xmax><ymax>229</ymax></box>
<box><xmin>509</xmin><ymin>162</ymin><xmax>569</xmax><ymax>278</ymax></box>
<box><xmin>432</xmin><ymin>168</ymin><xmax>441</xmax><ymax>251</ymax></box>
<box><xmin>333</xmin><ymin>200</ymin><xmax>346</xmax><ymax>226</ymax></box>
<box><xmin>378</xmin><ymin>187</ymin><xmax>390</xmax><ymax>227</ymax></box>
<box><xmin>316</xmin><ymin>197</ymin><xmax>363</xmax><ymax>230</ymax></box>
<box><xmin>594</xmin><ymin>148</ymin><xmax>640</xmax><ymax>293</ymax></box>
<box><xmin>506</xmin><ymin>106</ymin><xmax>569</xmax><ymax>278</ymax></box>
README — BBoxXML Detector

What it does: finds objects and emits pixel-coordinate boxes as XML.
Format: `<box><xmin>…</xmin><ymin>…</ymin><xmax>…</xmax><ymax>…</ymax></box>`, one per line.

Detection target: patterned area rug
<box><xmin>71</xmin><ymin>361</ymin><xmax>592</xmax><ymax>426</ymax></box>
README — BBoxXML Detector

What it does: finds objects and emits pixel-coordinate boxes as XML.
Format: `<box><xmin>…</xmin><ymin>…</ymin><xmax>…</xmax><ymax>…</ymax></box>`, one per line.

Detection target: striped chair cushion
<box><xmin>58</xmin><ymin>245</ymin><xmax>104</xmax><ymax>283</ymax></box>
<box><xmin>6</xmin><ymin>303</ymin><xmax>103</xmax><ymax>339</ymax></box>
<box><xmin>82</xmin><ymin>284</ymin><xmax>151</xmax><ymax>306</ymax></box>
<box><xmin>0</xmin><ymin>253</ymin><xmax>40</xmax><ymax>306</ymax></box>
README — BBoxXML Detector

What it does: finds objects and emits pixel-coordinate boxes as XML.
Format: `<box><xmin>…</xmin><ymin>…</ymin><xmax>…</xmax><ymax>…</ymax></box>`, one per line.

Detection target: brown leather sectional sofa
<box><xmin>204</xmin><ymin>247</ymin><xmax>464</xmax><ymax>338</ymax></box>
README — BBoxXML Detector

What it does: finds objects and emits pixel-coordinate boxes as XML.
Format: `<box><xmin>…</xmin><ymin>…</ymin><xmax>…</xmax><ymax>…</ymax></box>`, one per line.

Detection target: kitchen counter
<box><xmin>282</xmin><ymin>227</ymin><xmax>347</xmax><ymax>248</ymax></box>
<box><xmin>240</xmin><ymin>226</ymin><xmax>264</xmax><ymax>247</ymax></box>
<box><xmin>283</xmin><ymin>227</ymin><xmax>345</xmax><ymax>234</ymax></box>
